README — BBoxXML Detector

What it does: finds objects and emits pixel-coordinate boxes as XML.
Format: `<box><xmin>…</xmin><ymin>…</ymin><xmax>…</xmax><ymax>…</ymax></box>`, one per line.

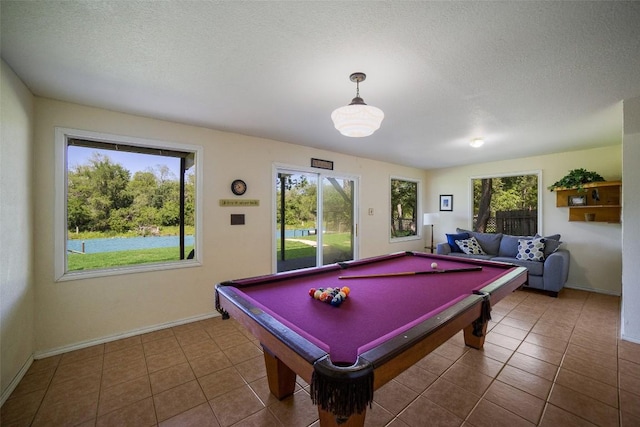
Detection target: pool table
<box><xmin>215</xmin><ymin>251</ymin><xmax>527</xmax><ymax>426</ymax></box>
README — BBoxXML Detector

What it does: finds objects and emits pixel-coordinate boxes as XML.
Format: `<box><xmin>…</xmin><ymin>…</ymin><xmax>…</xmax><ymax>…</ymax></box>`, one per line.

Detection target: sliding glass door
<box><xmin>321</xmin><ymin>176</ymin><xmax>355</xmax><ymax>266</ymax></box>
<box><xmin>275</xmin><ymin>169</ymin><xmax>357</xmax><ymax>273</ymax></box>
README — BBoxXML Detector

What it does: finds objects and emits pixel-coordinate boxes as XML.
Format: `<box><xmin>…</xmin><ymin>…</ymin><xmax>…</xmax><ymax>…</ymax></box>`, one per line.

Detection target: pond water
<box><xmin>67</xmin><ymin>235</ymin><xmax>195</xmax><ymax>254</ymax></box>
<box><xmin>277</xmin><ymin>229</ymin><xmax>316</xmax><ymax>238</ymax></box>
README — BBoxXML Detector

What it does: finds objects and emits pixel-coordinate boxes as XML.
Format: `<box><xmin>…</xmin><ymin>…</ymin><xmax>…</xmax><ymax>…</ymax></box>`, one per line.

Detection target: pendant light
<box><xmin>331</xmin><ymin>72</ymin><xmax>384</xmax><ymax>137</ymax></box>
<box><xmin>470</xmin><ymin>138</ymin><xmax>485</xmax><ymax>148</ymax></box>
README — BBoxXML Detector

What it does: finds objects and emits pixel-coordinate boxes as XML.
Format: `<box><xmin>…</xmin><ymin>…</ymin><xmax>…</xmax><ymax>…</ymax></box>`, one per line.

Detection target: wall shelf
<box><xmin>554</xmin><ymin>181</ymin><xmax>621</xmax><ymax>223</ymax></box>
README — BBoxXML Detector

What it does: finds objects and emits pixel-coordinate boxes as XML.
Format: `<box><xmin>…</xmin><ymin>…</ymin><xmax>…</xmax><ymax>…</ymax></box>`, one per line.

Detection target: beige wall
<box><xmin>622</xmin><ymin>96</ymin><xmax>640</xmax><ymax>343</ymax></box>
<box><xmin>32</xmin><ymin>98</ymin><xmax>427</xmax><ymax>354</ymax></box>
<box><xmin>425</xmin><ymin>145</ymin><xmax>623</xmax><ymax>295</ymax></box>
<box><xmin>4</xmin><ymin>82</ymin><xmax>631</xmax><ymax>392</ymax></box>
<box><xmin>0</xmin><ymin>60</ymin><xmax>35</xmax><ymax>401</ymax></box>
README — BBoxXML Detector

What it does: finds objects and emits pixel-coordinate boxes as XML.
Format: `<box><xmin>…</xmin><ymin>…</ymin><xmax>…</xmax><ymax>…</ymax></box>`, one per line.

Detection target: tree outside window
<box><xmin>472</xmin><ymin>173</ymin><xmax>540</xmax><ymax>235</ymax></box>
<box><xmin>391</xmin><ymin>178</ymin><xmax>419</xmax><ymax>239</ymax></box>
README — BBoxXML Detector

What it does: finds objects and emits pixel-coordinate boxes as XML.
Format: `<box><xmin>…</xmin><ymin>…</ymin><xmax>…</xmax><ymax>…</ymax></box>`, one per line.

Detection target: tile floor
<box><xmin>2</xmin><ymin>288</ymin><xmax>640</xmax><ymax>426</ymax></box>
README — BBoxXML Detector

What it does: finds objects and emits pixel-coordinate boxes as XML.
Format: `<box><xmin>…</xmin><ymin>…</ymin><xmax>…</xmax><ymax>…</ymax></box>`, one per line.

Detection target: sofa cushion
<box><xmin>457</xmin><ymin>228</ymin><xmax>502</xmax><ymax>255</ymax></box>
<box><xmin>543</xmin><ymin>239</ymin><xmax>562</xmax><ymax>257</ymax></box>
<box><xmin>446</xmin><ymin>232</ymin><xmax>470</xmax><ymax>253</ymax></box>
<box><xmin>498</xmin><ymin>234</ymin><xmax>533</xmax><ymax>257</ymax></box>
<box><xmin>455</xmin><ymin>237</ymin><xmax>486</xmax><ymax>255</ymax></box>
<box><xmin>516</xmin><ymin>238</ymin><xmax>546</xmax><ymax>262</ymax></box>
<box><xmin>492</xmin><ymin>256</ymin><xmax>545</xmax><ymax>276</ymax></box>
<box><xmin>536</xmin><ymin>234</ymin><xmax>562</xmax><ymax>258</ymax></box>
<box><xmin>449</xmin><ymin>253</ymin><xmax>495</xmax><ymax>261</ymax></box>
<box><xmin>537</xmin><ymin>233</ymin><xmax>561</xmax><ymax>241</ymax></box>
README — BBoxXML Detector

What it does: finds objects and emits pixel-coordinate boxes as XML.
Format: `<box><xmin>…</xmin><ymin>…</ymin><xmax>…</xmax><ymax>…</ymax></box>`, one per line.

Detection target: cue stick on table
<box><xmin>338</xmin><ymin>266</ymin><xmax>482</xmax><ymax>279</ymax></box>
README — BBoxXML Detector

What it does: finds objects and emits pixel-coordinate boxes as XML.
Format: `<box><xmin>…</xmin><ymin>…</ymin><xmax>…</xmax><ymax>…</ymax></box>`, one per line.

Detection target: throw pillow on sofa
<box><xmin>446</xmin><ymin>232</ymin><xmax>470</xmax><ymax>253</ymax></box>
<box><xmin>516</xmin><ymin>237</ymin><xmax>546</xmax><ymax>262</ymax></box>
<box><xmin>456</xmin><ymin>228</ymin><xmax>502</xmax><ymax>255</ymax></box>
<box><xmin>535</xmin><ymin>234</ymin><xmax>562</xmax><ymax>258</ymax></box>
<box><xmin>499</xmin><ymin>234</ymin><xmax>533</xmax><ymax>257</ymax></box>
<box><xmin>456</xmin><ymin>237</ymin><xmax>486</xmax><ymax>255</ymax></box>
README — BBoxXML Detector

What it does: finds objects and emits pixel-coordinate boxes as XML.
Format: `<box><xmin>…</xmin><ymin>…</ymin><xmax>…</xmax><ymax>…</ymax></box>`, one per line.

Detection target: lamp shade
<box><xmin>423</xmin><ymin>213</ymin><xmax>439</xmax><ymax>225</ymax></box>
<box><xmin>331</xmin><ymin>102</ymin><xmax>384</xmax><ymax>137</ymax></box>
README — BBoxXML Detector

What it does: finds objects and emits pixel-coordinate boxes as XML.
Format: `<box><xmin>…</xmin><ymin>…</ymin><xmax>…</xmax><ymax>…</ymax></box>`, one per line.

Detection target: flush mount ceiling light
<box><xmin>331</xmin><ymin>72</ymin><xmax>384</xmax><ymax>137</ymax></box>
<box><xmin>470</xmin><ymin>138</ymin><xmax>485</xmax><ymax>148</ymax></box>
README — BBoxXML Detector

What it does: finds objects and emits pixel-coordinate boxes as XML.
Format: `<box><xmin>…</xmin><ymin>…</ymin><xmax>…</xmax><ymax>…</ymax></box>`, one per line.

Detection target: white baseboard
<box><xmin>620</xmin><ymin>334</ymin><xmax>640</xmax><ymax>345</ymax></box>
<box><xmin>2</xmin><ymin>312</ymin><xmax>221</xmax><ymax>406</ymax></box>
<box><xmin>1</xmin><ymin>354</ymin><xmax>34</xmax><ymax>407</ymax></box>
<box><xmin>564</xmin><ymin>284</ymin><xmax>621</xmax><ymax>297</ymax></box>
<box><xmin>34</xmin><ymin>311</ymin><xmax>220</xmax><ymax>360</ymax></box>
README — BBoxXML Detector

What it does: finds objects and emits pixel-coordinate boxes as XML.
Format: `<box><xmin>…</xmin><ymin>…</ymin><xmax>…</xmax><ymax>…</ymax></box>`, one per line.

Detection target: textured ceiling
<box><xmin>2</xmin><ymin>1</ymin><xmax>639</xmax><ymax>169</ymax></box>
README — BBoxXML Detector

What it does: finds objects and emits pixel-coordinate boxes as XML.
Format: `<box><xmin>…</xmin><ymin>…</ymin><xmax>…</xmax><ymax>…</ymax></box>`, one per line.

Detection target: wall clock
<box><xmin>231</xmin><ymin>179</ymin><xmax>247</xmax><ymax>196</ymax></box>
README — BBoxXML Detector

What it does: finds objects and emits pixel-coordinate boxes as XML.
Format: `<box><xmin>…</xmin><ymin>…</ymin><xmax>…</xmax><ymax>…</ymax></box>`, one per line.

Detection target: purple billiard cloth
<box><xmin>232</xmin><ymin>253</ymin><xmax>510</xmax><ymax>365</ymax></box>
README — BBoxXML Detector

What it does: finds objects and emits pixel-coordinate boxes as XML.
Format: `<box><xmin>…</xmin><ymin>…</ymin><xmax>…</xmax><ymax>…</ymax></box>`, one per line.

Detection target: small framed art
<box><xmin>568</xmin><ymin>195</ymin><xmax>587</xmax><ymax>206</ymax></box>
<box><xmin>440</xmin><ymin>194</ymin><xmax>453</xmax><ymax>211</ymax></box>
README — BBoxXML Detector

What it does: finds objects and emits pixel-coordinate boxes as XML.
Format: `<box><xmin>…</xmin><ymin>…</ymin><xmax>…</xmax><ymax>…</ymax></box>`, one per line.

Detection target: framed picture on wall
<box><xmin>439</xmin><ymin>194</ymin><xmax>453</xmax><ymax>211</ymax></box>
<box><xmin>568</xmin><ymin>195</ymin><xmax>587</xmax><ymax>206</ymax></box>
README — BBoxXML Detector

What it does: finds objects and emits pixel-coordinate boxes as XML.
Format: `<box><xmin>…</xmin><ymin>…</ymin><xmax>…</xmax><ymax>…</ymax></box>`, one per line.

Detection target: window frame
<box><xmin>54</xmin><ymin>127</ymin><xmax>203</xmax><ymax>281</ymax></box>
<box><xmin>389</xmin><ymin>175</ymin><xmax>422</xmax><ymax>243</ymax></box>
<box><xmin>468</xmin><ymin>170</ymin><xmax>542</xmax><ymax>234</ymax></box>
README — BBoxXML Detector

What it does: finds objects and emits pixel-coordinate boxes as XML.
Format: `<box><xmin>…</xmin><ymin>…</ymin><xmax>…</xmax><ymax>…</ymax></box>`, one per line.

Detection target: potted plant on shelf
<box><xmin>547</xmin><ymin>168</ymin><xmax>605</xmax><ymax>193</ymax></box>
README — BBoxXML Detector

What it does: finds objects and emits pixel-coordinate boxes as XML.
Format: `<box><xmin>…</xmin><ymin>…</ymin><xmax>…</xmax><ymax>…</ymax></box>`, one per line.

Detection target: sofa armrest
<box><xmin>436</xmin><ymin>243</ymin><xmax>452</xmax><ymax>255</ymax></box>
<box><xmin>542</xmin><ymin>249</ymin><xmax>570</xmax><ymax>292</ymax></box>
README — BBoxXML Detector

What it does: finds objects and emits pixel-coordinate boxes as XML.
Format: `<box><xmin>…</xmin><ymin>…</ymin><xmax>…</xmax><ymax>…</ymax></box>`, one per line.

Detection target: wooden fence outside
<box><xmin>475</xmin><ymin>210</ymin><xmax>538</xmax><ymax>236</ymax></box>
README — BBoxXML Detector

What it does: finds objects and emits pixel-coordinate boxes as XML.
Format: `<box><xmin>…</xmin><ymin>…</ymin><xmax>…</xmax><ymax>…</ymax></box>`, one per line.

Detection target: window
<box><xmin>471</xmin><ymin>171</ymin><xmax>541</xmax><ymax>235</ymax></box>
<box><xmin>390</xmin><ymin>177</ymin><xmax>420</xmax><ymax>240</ymax></box>
<box><xmin>55</xmin><ymin>128</ymin><xmax>202</xmax><ymax>280</ymax></box>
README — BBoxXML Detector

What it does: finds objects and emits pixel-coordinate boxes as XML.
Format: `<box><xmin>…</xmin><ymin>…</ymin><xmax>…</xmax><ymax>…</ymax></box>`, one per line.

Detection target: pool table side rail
<box><xmin>362</xmin><ymin>293</ymin><xmax>483</xmax><ymax>388</ymax></box>
<box><xmin>215</xmin><ymin>284</ymin><xmax>327</xmax><ymax>383</ymax></box>
<box><xmin>410</xmin><ymin>251</ymin><xmax>519</xmax><ymax>269</ymax></box>
<box><xmin>362</xmin><ymin>265</ymin><xmax>527</xmax><ymax>388</ymax></box>
<box><xmin>218</xmin><ymin>251</ymin><xmax>518</xmax><ymax>293</ymax></box>
<box><xmin>221</xmin><ymin>252</ymin><xmax>411</xmax><ymax>289</ymax></box>
<box><xmin>338</xmin><ymin>251</ymin><xmax>414</xmax><ymax>268</ymax></box>
<box><xmin>478</xmin><ymin>265</ymin><xmax>529</xmax><ymax>301</ymax></box>
<box><xmin>223</xmin><ymin>263</ymin><xmax>344</xmax><ymax>287</ymax></box>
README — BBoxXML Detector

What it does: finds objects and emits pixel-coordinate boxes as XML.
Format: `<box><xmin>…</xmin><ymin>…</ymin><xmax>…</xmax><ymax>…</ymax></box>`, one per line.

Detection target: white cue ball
<box><xmin>431</xmin><ymin>262</ymin><xmax>438</xmax><ymax>269</ymax></box>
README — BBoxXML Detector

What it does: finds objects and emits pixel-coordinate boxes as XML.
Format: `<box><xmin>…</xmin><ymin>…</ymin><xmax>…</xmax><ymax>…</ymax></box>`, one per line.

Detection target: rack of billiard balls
<box><xmin>309</xmin><ymin>286</ymin><xmax>350</xmax><ymax>307</ymax></box>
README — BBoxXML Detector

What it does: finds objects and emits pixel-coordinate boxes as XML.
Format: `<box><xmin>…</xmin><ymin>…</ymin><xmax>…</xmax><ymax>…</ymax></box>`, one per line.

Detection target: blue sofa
<box><xmin>436</xmin><ymin>229</ymin><xmax>570</xmax><ymax>297</ymax></box>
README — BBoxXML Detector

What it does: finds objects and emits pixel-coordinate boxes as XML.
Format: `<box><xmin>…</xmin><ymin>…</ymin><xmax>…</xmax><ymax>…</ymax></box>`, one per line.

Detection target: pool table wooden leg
<box><xmin>463</xmin><ymin>321</ymin><xmax>488</xmax><ymax>349</ymax></box>
<box><xmin>263</xmin><ymin>347</ymin><xmax>297</xmax><ymax>399</ymax></box>
<box><xmin>318</xmin><ymin>407</ymin><xmax>366</xmax><ymax>427</ymax></box>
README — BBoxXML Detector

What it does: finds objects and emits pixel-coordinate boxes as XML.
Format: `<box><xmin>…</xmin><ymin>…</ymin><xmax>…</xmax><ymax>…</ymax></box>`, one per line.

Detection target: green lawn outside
<box><xmin>276</xmin><ymin>232</ymin><xmax>352</xmax><ymax>260</ymax></box>
<box><xmin>68</xmin><ymin>245</ymin><xmax>194</xmax><ymax>271</ymax></box>
<box><xmin>69</xmin><ymin>230</ymin><xmax>351</xmax><ymax>270</ymax></box>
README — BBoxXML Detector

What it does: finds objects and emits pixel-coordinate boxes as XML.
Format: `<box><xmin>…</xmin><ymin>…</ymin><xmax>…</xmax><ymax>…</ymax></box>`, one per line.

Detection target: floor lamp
<box><xmin>423</xmin><ymin>213</ymin><xmax>439</xmax><ymax>253</ymax></box>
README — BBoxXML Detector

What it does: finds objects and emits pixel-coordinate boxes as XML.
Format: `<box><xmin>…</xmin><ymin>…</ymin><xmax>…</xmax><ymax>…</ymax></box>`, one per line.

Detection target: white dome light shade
<box><xmin>331</xmin><ymin>72</ymin><xmax>384</xmax><ymax>137</ymax></box>
<box><xmin>331</xmin><ymin>102</ymin><xmax>385</xmax><ymax>137</ymax></box>
<box><xmin>470</xmin><ymin>138</ymin><xmax>485</xmax><ymax>148</ymax></box>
